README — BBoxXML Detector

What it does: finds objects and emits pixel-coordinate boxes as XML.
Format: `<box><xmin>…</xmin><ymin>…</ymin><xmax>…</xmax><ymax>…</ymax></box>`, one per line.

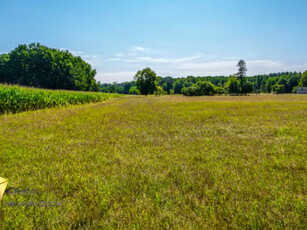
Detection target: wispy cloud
<box><xmin>58</xmin><ymin>47</ymin><xmax>307</xmax><ymax>83</ymax></box>
<box><xmin>128</xmin><ymin>46</ymin><xmax>154</xmax><ymax>56</ymax></box>
<box><xmin>132</xmin><ymin>46</ymin><xmax>146</xmax><ymax>52</ymax></box>
<box><xmin>95</xmin><ymin>71</ymin><xmax>136</xmax><ymax>83</ymax></box>
<box><xmin>168</xmin><ymin>60</ymin><xmax>306</xmax><ymax>76</ymax></box>
<box><xmin>124</xmin><ymin>55</ymin><xmax>202</xmax><ymax>64</ymax></box>
<box><xmin>68</xmin><ymin>49</ymin><xmax>104</xmax><ymax>66</ymax></box>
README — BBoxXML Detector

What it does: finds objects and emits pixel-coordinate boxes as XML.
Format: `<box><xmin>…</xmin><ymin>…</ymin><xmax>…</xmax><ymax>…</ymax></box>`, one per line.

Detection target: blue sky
<box><xmin>1</xmin><ymin>0</ymin><xmax>307</xmax><ymax>83</ymax></box>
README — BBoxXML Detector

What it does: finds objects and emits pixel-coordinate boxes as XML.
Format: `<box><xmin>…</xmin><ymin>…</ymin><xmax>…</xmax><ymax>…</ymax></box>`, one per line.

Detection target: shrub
<box><xmin>196</xmin><ymin>81</ymin><xmax>215</xmax><ymax>95</ymax></box>
<box><xmin>128</xmin><ymin>86</ymin><xmax>140</xmax><ymax>95</ymax></box>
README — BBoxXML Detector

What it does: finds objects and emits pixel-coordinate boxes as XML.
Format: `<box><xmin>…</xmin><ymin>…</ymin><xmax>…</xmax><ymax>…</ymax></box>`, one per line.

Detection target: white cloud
<box><xmin>70</xmin><ymin>50</ymin><xmax>85</xmax><ymax>56</ymax></box>
<box><xmin>132</xmin><ymin>46</ymin><xmax>146</xmax><ymax>52</ymax></box>
<box><xmin>125</xmin><ymin>55</ymin><xmax>202</xmax><ymax>64</ymax></box>
<box><xmin>128</xmin><ymin>46</ymin><xmax>154</xmax><ymax>56</ymax></box>
<box><xmin>95</xmin><ymin>71</ymin><xmax>136</xmax><ymax>83</ymax></box>
<box><xmin>56</xmin><ymin>47</ymin><xmax>307</xmax><ymax>82</ymax></box>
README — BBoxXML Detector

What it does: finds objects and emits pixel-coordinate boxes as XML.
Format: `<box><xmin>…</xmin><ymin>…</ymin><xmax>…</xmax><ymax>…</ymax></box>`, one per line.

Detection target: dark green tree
<box><xmin>134</xmin><ymin>68</ymin><xmax>157</xmax><ymax>96</ymax></box>
<box><xmin>196</xmin><ymin>81</ymin><xmax>215</xmax><ymax>95</ymax></box>
<box><xmin>273</xmin><ymin>84</ymin><xmax>285</xmax><ymax>94</ymax></box>
<box><xmin>0</xmin><ymin>43</ymin><xmax>98</xmax><ymax>91</ymax></box>
<box><xmin>241</xmin><ymin>81</ymin><xmax>254</xmax><ymax>95</ymax></box>
<box><xmin>123</xmin><ymin>82</ymin><xmax>132</xmax><ymax>94</ymax></box>
<box><xmin>236</xmin><ymin>60</ymin><xmax>247</xmax><ymax>81</ymax></box>
<box><xmin>235</xmin><ymin>60</ymin><xmax>247</xmax><ymax>95</ymax></box>
<box><xmin>173</xmin><ymin>81</ymin><xmax>183</xmax><ymax>94</ymax></box>
<box><xmin>181</xmin><ymin>85</ymin><xmax>201</xmax><ymax>96</ymax></box>
<box><xmin>128</xmin><ymin>86</ymin><xmax>140</xmax><ymax>95</ymax></box>
<box><xmin>299</xmin><ymin>71</ymin><xmax>307</xmax><ymax>87</ymax></box>
<box><xmin>225</xmin><ymin>76</ymin><xmax>240</xmax><ymax>95</ymax></box>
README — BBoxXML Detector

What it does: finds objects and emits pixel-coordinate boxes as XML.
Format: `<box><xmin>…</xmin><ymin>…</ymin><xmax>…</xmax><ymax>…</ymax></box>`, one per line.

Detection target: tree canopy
<box><xmin>0</xmin><ymin>43</ymin><xmax>99</xmax><ymax>91</ymax></box>
<box><xmin>134</xmin><ymin>68</ymin><xmax>157</xmax><ymax>96</ymax></box>
<box><xmin>299</xmin><ymin>71</ymin><xmax>307</xmax><ymax>87</ymax></box>
<box><xmin>98</xmin><ymin>71</ymin><xmax>305</xmax><ymax>96</ymax></box>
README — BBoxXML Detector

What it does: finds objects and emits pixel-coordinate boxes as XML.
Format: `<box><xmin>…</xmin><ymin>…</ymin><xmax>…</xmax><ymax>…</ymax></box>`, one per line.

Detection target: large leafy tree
<box><xmin>134</xmin><ymin>67</ymin><xmax>157</xmax><ymax>95</ymax></box>
<box><xmin>0</xmin><ymin>43</ymin><xmax>98</xmax><ymax>91</ymax></box>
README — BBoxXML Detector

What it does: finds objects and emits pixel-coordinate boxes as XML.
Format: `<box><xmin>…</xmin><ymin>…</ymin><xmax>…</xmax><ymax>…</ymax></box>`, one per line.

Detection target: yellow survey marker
<box><xmin>0</xmin><ymin>177</ymin><xmax>8</xmax><ymax>201</ymax></box>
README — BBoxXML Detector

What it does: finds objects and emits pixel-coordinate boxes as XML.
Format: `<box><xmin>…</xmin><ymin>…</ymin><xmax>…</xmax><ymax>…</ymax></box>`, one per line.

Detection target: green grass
<box><xmin>0</xmin><ymin>84</ymin><xmax>122</xmax><ymax>114</ymax></box>
<box><xmin>0</xmin><ymin>94</ymin><xmax>306</xmax><ymax>229</ymax></box>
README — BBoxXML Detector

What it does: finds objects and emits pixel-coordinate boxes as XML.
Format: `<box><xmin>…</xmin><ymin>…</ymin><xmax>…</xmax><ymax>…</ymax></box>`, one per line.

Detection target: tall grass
<box><xmin>0</xmin><ymin>95</ymin><xmax>306</xmax><ymax>228</ymax></box>
<box><xmin>0</xmin><ymin>84</ymin><xmax>122</xmax><ymax>114</ymax></box>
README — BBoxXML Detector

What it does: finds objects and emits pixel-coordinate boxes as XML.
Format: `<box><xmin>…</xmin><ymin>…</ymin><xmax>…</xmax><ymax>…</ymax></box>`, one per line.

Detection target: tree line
<box><xmin>100</xmin><ymin>62</ymin><xmax>307</xmax><ymax>96</ymax></box>
<box><xmin>1</xmin><ymin>44</ymin><xmax>306</xmax><ymax>95</ymax></box>
<box><xmin>0</xmin><ymin>43</ymin><xmax>99</xmax><ymax>91</ymax></box>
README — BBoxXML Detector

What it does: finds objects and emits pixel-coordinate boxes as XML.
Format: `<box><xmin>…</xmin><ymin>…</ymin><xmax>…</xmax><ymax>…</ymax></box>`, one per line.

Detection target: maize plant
<box><xmin>0</xmin><ymin>84</ymin><xmax>122</xmax><ymax>114</ymax></box>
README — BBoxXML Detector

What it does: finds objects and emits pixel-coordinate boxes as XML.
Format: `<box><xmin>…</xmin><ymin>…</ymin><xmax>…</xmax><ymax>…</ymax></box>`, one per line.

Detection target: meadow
<box><xmin>0</xmin><ymin>94</ymin><xmax>306</xmax><ymax>229</ymax></box>
<box><xmin>0</xmin><ymin>84</ymin><xmax>122</xmax><ymax>114</ymax></box>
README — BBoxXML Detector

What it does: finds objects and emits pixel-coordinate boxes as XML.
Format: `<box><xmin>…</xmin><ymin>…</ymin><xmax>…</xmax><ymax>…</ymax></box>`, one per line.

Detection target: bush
<box><xmin>215</xmin><ymin>86</ymin><xmax>225</xmax><ymax>95</ymax></box>
<box><xmin>241</xmin><ymin>81</ymin><xmax>254</xmax><ymax>95</ymax></box>
<box><xmin>225</xmin><ymin>77</ymin><xmax>240</xmax><ymax>95</ymax></box>
<box><xmin>181</xmin><ymin>86</ymin><xmax>201</xmax><ymax>96</ymax></box>
<box><xmin>182</xmin><ymin>81</ymin><xmax>215</xmax><ymax>96</ymax></box>
<box><xmin>196</xmin><ymin>81</ymin><xmax>215</xmax><ymax>95</ymax></box>
<box><xmin>272</xmin><ymin>84</ymin><xmax>285</xmax><ymax>94</ymax></box>
<box><xmin>128</xmin><ymin>86</ymin><xmax>140</xmax><ymax>95</ymax></box>
<box><xmin>154</xmin><ymin>86</ymin><xmax>167</xmax><ymax>96</ymax></box>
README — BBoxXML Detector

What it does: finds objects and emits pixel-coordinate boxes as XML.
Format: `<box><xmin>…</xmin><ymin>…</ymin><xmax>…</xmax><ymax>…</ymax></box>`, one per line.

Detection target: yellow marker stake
<box><xmin>0</xmin><ymin>177</ymin><xmax>8</xmax><ymax>201</ymax></box>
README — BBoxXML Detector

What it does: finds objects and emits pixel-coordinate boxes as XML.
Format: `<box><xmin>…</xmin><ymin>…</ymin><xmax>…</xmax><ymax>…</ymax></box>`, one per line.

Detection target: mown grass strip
<box><xmin>0</xmin><ymin>84</ymin><xmax>123</xmax><ymax>114</ymax></box>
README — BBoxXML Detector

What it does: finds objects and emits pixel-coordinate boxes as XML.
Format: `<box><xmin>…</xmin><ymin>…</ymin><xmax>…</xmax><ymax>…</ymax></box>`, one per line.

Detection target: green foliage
<box><xmin>0</xmin><ymin>84</ymin><xmax>121</xmax><ymax>114</ymax></box>
<box><xmin>181</xmin><ymin>81</ymin><xmax>215</xmax><ymax>96</ymax></box>
<box><xmin>299</xmin><ymin>71</ymin><xmax>307</xmax><ymax>87</ymax></box>
<box><xmin>98</xmin><ymin>72</ymin><xmax>303</xmax><ymax>95</ymax></box>
<box><xmin>196</xmin><ymin>81</ymin><xmax>215</xmax><ymax>95</ymax></box>
<box><xmin>173</xmin><ymin>81</ymin><xmax>183</xmax><ymax>94</ymax></box>
<box><xmin>236</xmin><ymin>60</ymin><xmax>247</xmax><ymax>84</ymax></box>
<box><xmin>181</xmin><ymin>86</ymin><xmax>201</xmax><ymax>96</ymax></box>
<box><xmin>225</xmin><ymin>76</ymin><xmax>240</xmax><ymax>95</ymax></box>
<box><xmin>272</xmin><ymin>84</ymin><xmax>285</xmax><ymax>94</ymax></box>
<box><xmin>128</xmin><ymin>86</ymin><xmax>140</xmax><ymax>95</ymax></box>
<box><xmin>160</xmin><ymin>77</ymin><xmax>173</xmax><ymax>94</ymax></box>
<box><xmin>0</xmin><ymin>43</ymin><xmax>98</xmax><ymax>91</ymax></box>
<box><xmin>154</xmin><ymin>86</ymin><xmax>167</xmax><ymax>96</ymax></box>
<box><xmin>214</xmin><ymin>85</ymin><xmax>225</xmax><ymax>95</ymax></box>
<box><xmin>241</xmin><ymin>81</ymin><xmax>254</xmax><ymax>95</ymax></box>
<box><xmin>134</xmin><ymin>68</ymin><xmax>157</xmax><ymax>95</ymax></box>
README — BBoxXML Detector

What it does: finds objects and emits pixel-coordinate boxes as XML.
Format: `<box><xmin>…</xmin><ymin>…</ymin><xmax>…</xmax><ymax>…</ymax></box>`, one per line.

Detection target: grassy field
<box><xmin>0</xmin><ymin>84</ymin><xmax>122</xmax><ymax>114</ymax></box>
<box><xmin>0</xmin><ymin>94</ymin><xmax>306</xmax><ymax>229</ymax></box>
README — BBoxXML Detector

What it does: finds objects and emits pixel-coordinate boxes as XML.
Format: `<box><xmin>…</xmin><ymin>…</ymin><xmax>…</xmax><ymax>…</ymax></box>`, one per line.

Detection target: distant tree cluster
<box><xmin>0</xmin><ymin>43</ymin><xmax>99</xmax><ymax>91</ymax></box>
<box><xmin>99</xmin><ymin>72</ymin><xmax>307</xmax><ymax>96</ymax></box>
<box><xmin>99</xmin><ymin>60</ymin><xmax>306</xmax><ymax>95</ymax></box>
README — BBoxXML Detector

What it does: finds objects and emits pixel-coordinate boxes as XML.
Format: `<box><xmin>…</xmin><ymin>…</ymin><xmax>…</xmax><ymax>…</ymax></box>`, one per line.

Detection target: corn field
<box><xmin>0</xmin><ymin>84</ymin><xmax>122</xmax><ymax>114</ymax></box>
